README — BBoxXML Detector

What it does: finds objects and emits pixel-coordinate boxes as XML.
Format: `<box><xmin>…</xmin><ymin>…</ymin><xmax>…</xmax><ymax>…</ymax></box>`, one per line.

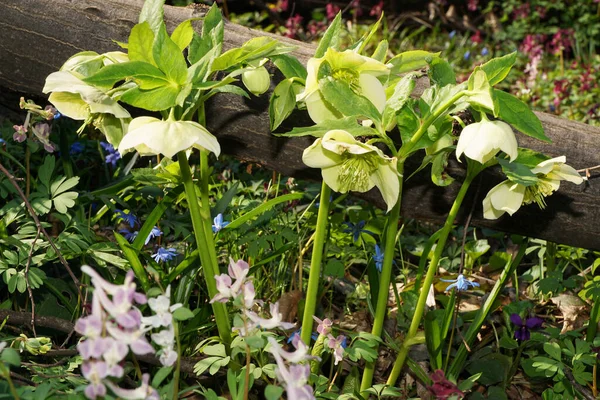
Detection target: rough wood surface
<box><xmin>1</xmin><ymin>0</ymin><xmax>599</xmax><ymax>250</ymax></box>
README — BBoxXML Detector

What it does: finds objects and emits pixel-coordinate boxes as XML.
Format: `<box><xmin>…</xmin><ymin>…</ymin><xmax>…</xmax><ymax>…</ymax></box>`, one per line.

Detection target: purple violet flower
<box><xmin>511</xmin><ymin>314</ymin><xmax>543</xmax><ymax>341</ymax></box>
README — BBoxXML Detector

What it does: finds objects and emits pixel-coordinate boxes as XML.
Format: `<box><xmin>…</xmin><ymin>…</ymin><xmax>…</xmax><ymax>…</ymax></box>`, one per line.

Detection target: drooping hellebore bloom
<box><xmin>296</xmin><ymin>48</ymin><xmax>389</xmax><ymax>124</ymax></box>
<box><xmin>483</xmin><ymin>156</ymin><xmax>584</xmax><ymax>219</ymax></box>
<box><xmin>117</xmin><ymin>116</ymin><xmax>221</xmax><ymax>160</ymax></box>
<box><xmin>510</xmin><ymin>313</ymin><xmax>543</xmax><ymax>341</ymax></box>
<box><xmin>456</xmin><ymin>119</ymin><xmax>518</xmax><ymax>164</ymax></box>
<box><xmin>303</xmin><ymin>130</ymin><xmax>399</xmax><ymax>211</ymax></box>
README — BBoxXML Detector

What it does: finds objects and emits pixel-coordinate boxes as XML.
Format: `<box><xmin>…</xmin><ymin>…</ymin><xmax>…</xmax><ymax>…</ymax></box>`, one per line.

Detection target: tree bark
<box><xmin>1</xmin><ymin>0</ymin><xmax>599</xmax><ymax>250</ymax></box>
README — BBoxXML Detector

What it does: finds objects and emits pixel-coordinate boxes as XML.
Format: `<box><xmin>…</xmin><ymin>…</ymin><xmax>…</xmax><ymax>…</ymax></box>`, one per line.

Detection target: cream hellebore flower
<box><xmin>297</xmin><ymin>48</ymin><xmax>389</xmax><ymax>124</ymax></box>
<box><xmin>43</xmin><ymin>71</ymin><xmax>130</xmax><ymax>122</ymax></box>
<box><xmin>117</xmin><ymin>116</ymin><xmax>220</xmax><ymax>159</ymax></box>
<box><xmin>456</xmin><ymin>120</ymin><xmax>518</xmax><ymax>164</ymax></box>
<box><xmin>483</xmin><ymin>156</ymin><xmax>584</xmax><ymax>219</ymax></box>
<box><xmin>302</xmin><ymin>129</ymin><xmax>399</xmax><ymax>211</ymax></box>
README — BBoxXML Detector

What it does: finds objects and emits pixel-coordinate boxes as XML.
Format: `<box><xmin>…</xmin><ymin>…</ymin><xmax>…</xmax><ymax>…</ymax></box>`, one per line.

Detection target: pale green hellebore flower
<box><xmin>483</xmin><ymin>156</ymin><xmax>584</xmax><ymax>219</ymax></box>
<box><xmin>43</xmin><ymin>71</ymin><xmax>130</xmax><ymax>121</ymax></box>
<box><xmin>297</xmin><ymin>48</ymin><xmax>389</xmax><ymax>124</ymax></box>
<box><xmin>456</xmin><ymin>120</ymin><xmax>518</xmax><ymax>164</ymax></box>
<box><xmin>302</xmin><ymin>130</ymin><xmax>399</xmax><ymax>211</ymax></box>
<box><xmin>117</xmin><ymin>116</ymin><xmax>221</xmax><ymax>159</ymax></box>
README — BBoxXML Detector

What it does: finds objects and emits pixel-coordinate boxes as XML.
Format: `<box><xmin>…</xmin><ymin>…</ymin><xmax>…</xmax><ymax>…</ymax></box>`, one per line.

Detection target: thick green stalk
<box><xmin>178</xmin><ymin>151</ymin><xmax>231</xmax><ymax>345</ymax></box>
<box><xmin>300</xmin><ymin>182</ymin><xmax>332</xmax><ymax>344</ymax></box>
<box><xmin>387</xmin><ymin>173</ymin><xmax>474</xmax><ymax>386</ymax></box>
<box><xmin>360</xmin><ymin>162</ymin><xmax>405</xmax><ymax>392</ymax></box>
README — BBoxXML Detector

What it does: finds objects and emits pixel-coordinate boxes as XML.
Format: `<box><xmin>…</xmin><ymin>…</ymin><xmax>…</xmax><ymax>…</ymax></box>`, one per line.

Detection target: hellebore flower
<box><xmin>456</xmin><ymin>120</ymin><xmax>518</xmax><ymax>164</ymax></box>
<box><xmin>343</xmin><ymin>220</ymin><xmax>374</xmax><ymax>242</ymax></box>
<box><xmin>441</xmin><ymin>274</ymin><xmax>480</xmax><ymax>292</ymax></box>
<box><xmin>117</xmin><ymin>116</ymin><xmax>220</xmax><ymax>159</ymax></box>
<box><xmin>296</xmin><ymin>48</ymin><xmax>389</xmax><ymax>124</ymax></box>
<box><xmin>511</xmin><ymin>314</ymin><xmax>543</xmax><ymax>341</ymax></box>
<box><xmin>428</xmin><ymin>369</ymin><xmax>464</xmax><ymax>400</ymax></box>
<box><xmin>242</xmin><ymin>64</ymin><xmax>271</xmax><ymax>96</ymax></box>
<box><xmin>151</xmin><ymin>247</ymin><xmax>178</xmax><ymax>263</ymax></box>
<box><xmin>483</xmin><ymin>156</ymin><xmax>584</xmax><ymax>219</ymax></box>
<box><xmin>212</xmin><ymin>213</ymin><xmax>230</xmax><ymax>233</ymax></box>
<box><xmin>302</xmin><ymin>129</ymin><xmax>399</xmax><ymax>211</ymax></box>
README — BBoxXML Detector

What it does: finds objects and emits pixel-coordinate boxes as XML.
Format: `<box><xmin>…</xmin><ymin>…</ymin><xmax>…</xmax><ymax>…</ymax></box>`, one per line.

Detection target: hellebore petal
<box><xmin>456</xmin><ymin>120</ymin><xmax>518</xmax><ymax>164</ymax></box>
<box><xmin>531</xmin><ymin>156</ymin><xmax>584</xmax><ymax>185</ymax></box>
<box><xmin>483</xmin><ymin>180</ymin><xmax>526</xmax><ymax>220</ymax></box>
<box><xmin>302</xmin><ymin>130</ymin><xmax>399</xmax><ymax>211</ymax></box>
<box><xmin>117</xmin><ymin>117</ymin><xmax>221</xmax><ymax>159</ymax></box>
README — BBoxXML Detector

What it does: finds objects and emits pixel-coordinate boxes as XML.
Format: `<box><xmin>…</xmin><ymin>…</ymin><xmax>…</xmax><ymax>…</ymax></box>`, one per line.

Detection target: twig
<box><xmin>564</xmin><ymin>368</ymin><xmax>595</xmax><ymax>400</ymax></box>
<box><xmin>10</xmin><ymin>371</ymin><xmax>36</xmax><ymax>387</ymax></box>
<box><xmin>0</xmin><ymin>310</ymin><xmax>74</xmax><ymax>334</ymax></box>
<box><xmin>0</xmin><ymin>161</ymin><xmax>83</xmax><ymax>300</ymax></box>
<box><xmin>24</xmin><ymin>228</ymin><xmax>41</xmax><ymax>337</ymax></box>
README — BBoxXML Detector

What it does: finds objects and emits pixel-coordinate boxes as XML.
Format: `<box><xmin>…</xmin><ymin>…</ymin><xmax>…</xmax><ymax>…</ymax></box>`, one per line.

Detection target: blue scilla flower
<box><xmin>152</xmin><ymin>247</ymin><xmax>178</xmax><ymax>263</ymax></box>
<box><xmin>373</xmin><ymin>244</ymin><xmax>384</xmax><ymax>272</ymax></box>
<box><xmin>441</xmin><ymin>274</ymin><xmax>480</xmax><ymax>292</ymax></box>
<box><xmin>0</xmin><ymin>138</ymin><xmax>6</xmax><ymax>145</ymax></box>
<box><xmin>449</xmin><ymin>30</ymin><xmax>456</xmax><ymax>39</ymax></box>
<box><xmin>287</xmin><ymin>330</ymin><xmax>318</xmax><ymax>344</ymax></box>
<box><xmin>120</xmin><ymin>229</ymin><xmax>138</xmax><ymax>242</ymax></box>
<box><xmin>146</xmin><ymin>226</ymin><xmax>162</xmax><ymax>245</ymax></box>
<box><xmin>212</xmin><ymin>213</ymin><xmax>229</xmax><ymax>233</ymax></box>
<box><xmin>343</xmin><ymin>220</ymin><xmax>375</xmax><ymax>242</ymax></box>
<box><xmin>115</xmin><ymin>209</ymin><xmax>138</xmax><ymax>228</ymax></box>
<box><xmin>69</xmin><ymin>141</ymin><xmax>85</xmax><ymax>155</ymax></box>
<box><xmin>100</xmin><ymin>141</ymin><xmax>121</xmax><ymax>168</ymax></box>
<box><xmin>53</xmin><ymin>112</ymin><xmax>61</xmax><ymax>120</ymax></box>
<box><xmin>481</xmin><ymin>47</ymin><xmax>489</xmax><ymax>56</ymax></box>
<box><xmin>464</xmin><ymin>51</ymin><xmax>471</xmax><ymax>60</ymax></box>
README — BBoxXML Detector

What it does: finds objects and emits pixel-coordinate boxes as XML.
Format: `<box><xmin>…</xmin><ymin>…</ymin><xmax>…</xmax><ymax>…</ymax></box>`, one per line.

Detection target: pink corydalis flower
<box><xmin>211</xmin><ymin>258</ymin><xmax>253</xmax><ymax>305</ymax></box>
<box><xmin>13</xmin><ymin>125</ymin><xmax>27</xmax><ymax>142</ymax></box>
<box><xmin>326</xmin><ymin>334</ymin><xmax>346</xmax><ymax>365</ymax></box>
<box><xmin>267</xmin><ymin>337</ymin><xmax>316</xmax><ymax>400</ymax></box>
<box><xmin>246</xmin><ymin>302</ymin><xmax>295</xmax><ymax>330</ymax></box>
<box><xmin>313</xmin><ymin>316</ymin><xmax>333</xmax><ymax>336</ymax></box>
<box><xmin>326</xmin><ymin>3</ymin><xmax>340</xmax><ymax>20</ymax></box>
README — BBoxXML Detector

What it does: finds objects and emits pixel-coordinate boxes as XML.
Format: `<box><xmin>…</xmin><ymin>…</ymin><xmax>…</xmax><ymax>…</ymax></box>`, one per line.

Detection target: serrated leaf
<box><xmin>498</xmin><ymin>159</ymin><xmax>539</xmax><ymax>187</ymax></box>
<box><xmin>388</xmin><ymin>50</ymin><xmax>440</xmax><ymax>75</ymax></box>
<box><xmin>139</xmin><ymin>0</ymin><xmax>165</xmax><ymax>35</ymax></box>
<box><xmin>119</xmin><ymin>85</ymin><xmax>179</xmax><ymax>111</ymax></box>
<box><xmin>315</xmin><ymin>12</ymin><xmax>342</xmax><ymax>58</ymax></box>
<box><xmin>84</xmin><ymin>61</ymin><xmax>169</xmax><ymax>88</ymax></box>
<box><xmin>480</xmin><ymin>52</ymin><xmax>517</xmax><ymax>86</ymax></box>
<box><xmin>171</xmin><ymin>19</ymin><xmax>195</xmax><ymax>51</ymax></box>
<box><xmin>271</xmin><ymin>54</ymin><xmax>307</xmax><ymax>80</ymax></box>
<box><xmin>494</xmin><ymin>89</ymin><xmax>550</xmax><ymax>142</ymax></box>
<box><xmin>269</xmin><ymin>78</ymin><xmax>297</xmax><ymax>131</ymax></box>
<box><xmin>128</xmin><ymin>22</ymin><xmax>156</xmax><ymax>66</ymax></box>
<box><xmin>319</xmin><ymin>78</ymin><xmax>381</xmax><ymax>123</ymax></box>
<box><xmin>153</xmin><ymin>25</ymin><xmax>187</xmax><ymax>85</ymax></box>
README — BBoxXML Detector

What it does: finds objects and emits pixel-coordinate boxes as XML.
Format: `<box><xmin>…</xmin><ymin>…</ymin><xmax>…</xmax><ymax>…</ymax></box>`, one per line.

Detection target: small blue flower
<box><xmin>449</xmin><ymin>30</ymin><xmax>456</xmax><ymax>39</ymax></box>
<box><xmin>212</xmin><ymin>213</ymin><xmax>229</xmax><ymax>233</ymax></box>
<box><xmin>152</xmin><ymin>247</ymin><xmax>178</xmax><ymax>263</ymax></box>
<box><xmin>463</xmin><ymin>51</ymin><xmax>471</xmax><ymax>60</ymax></box>
<box><xmin>441</xmin><ymin>274</ymin><xmax>480</xmax><ymax>292</ymax></box>
<box><xmin>53</xmin><ymin>112</ymin><xmax>61</xmax><ymax>120</ymax></box>
<box><xmin>373</xmin><ymin>244</ymin><xmax>384</xmax><ymax>272</ymax></box>
<box><xmin>343</xmin><ymin>220</ymin><xmax>374</xmax><ymax>242</ymax></box>
<box><xmin>100</xmin><ymin>141</ymin><xmax>121</xmax><ymax>168</ymax></box>
<box><xmin>69</xmin><ymin>141</ymin><xmax>85</xmax><ymax>155</ymax></box>
<box><xmin>481</xmin><ymin>47</ymin><xmax>489</xmax><ymax>56</ymax></box>
<box><xmin>146</xmin><ymin>226</ymin><xmax>162</xmax><ymax>245</ymax></box>
<box><xmin>0</xmin><ymin>138</ymin><xmax>6</xmax><ymax>145</ymax></box>
<box><xmin>115</xmin><ymin>209</ymin><xmax>138</xmax><ymax>228</ymax></box>
<box><xmin>120</xmin><ymin>229</ymin><xmax>138</xmax><ymax>242</ymax></box>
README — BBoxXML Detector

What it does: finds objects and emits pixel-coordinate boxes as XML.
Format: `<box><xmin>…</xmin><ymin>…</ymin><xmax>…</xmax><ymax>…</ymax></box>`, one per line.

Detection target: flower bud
<box><xmin>242</xmin><ymin>66</ymin><xmax>271</xmax><ymax>96</ymax></box>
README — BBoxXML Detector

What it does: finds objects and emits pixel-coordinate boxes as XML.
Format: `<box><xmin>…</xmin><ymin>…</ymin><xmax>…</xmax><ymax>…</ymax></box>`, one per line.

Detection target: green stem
<box><xmin>387</xmin><ymin>172</ymin><xmax>475</xmax><ymax>386</ymax></box>
<box><xmin>300</xmin><ymin>182</ymin><xmax>331</xmax><ymax>344</ymax></box>
<box><xmin>360</xmin><ymin>162</ymin><xmax>405</xmax><ymax>392</ymax></box>
<box><xmin>178</xmin><ymin>151</ymin><xmax>231</xmax><ymax>345</ymax></box>
<box><xmin>172</xmin><ymin>322</ymin><xmax>181</xmax><ymax>400</ymax></box>
<box><xmin>0</xmin><ymin>366</ymin><xmax>19</xmax><ymax>400</ymax></box>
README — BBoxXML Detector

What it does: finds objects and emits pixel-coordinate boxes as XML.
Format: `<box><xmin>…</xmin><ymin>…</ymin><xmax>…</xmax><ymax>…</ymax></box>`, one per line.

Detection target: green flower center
<box><xmin>332</xmin><ymin>68</ymin><xmax>361</xmax><ymax>93</ymax></box>
<box><xmin>523</xmin><ymin>179</ymin><xmax>555</xmax><ymax>209</ymax></box>
<box><xmin>338</xmin><ymin>152</ymin><xmax>379</xmax><ymax>193</ymax></box>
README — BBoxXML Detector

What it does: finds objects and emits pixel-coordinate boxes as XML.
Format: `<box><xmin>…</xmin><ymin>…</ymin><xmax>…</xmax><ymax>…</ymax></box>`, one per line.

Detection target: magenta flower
<box><xmin>510</xmin><ymin>314</ymin><xmax>543</xmax><ymax>341</ymax></box>
<box><xmin>325</xmin><ymin>3</ymin><xmax>340</xmax><ymax>20</ymax></box>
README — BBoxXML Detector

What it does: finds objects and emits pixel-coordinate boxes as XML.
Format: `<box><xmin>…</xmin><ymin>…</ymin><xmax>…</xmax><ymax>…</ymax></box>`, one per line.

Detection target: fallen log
<box><xmin>0</xmin><ymin>0</ymin><xmax>599</xmax><ymax>250</ymax></box>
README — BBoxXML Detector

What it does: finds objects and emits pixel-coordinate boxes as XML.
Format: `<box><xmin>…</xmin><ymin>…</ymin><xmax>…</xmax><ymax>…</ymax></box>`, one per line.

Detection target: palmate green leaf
<box><xmin>275</xmin><ymin>116</ymin><xmax>377</xmax><ymax>138</ymax></box>
<box><xmin>189</xmin><ymin>4</ymin><xmax>223</xmax><ymax>64</ymax></box>
<box><xmin>128</xmin><ymin>22</ymin><xmax>156</xmax><ymax>66</ymax></box>
<box><xmin>319</xmin><ymin>78</ymin><xmax>381</xmax><ymax>124</ymax></box>
<box><xmin>494</xmin><ymin>89</ymin><xmax>550</xmax><ymax>142</ymax></box>
<box><xmin>315</xmin><ymin>12</ymin><xmax>342</xmax><ymax>58</ymax></box>
<box><xmin>480</xmin><ymin>52</ymin><xmax>517</xmax><ymax>86</ymax></box>
<box><xmin>50</xmin><ymin>176</ymin><xmax>79</xmax><ymax>196</ymax></box>
<box><xmin>388</xmin><ymin>50</ymin><xmax>439</xmax><ymax>75</ymax></box>
<box><xmin>84</xmin><ymin>61</ymin><xmax>169</xmax><ymax>89</ymax></box>
<box><xmin>269</xmin><ymin>78</ymin><xmax>297</xmax><ymax>131</ymax></box>
<box><xmin>53</xmin><ymin>191</ymin><xmax>78</xmax><ymax>214</ymax></box>
<box><xmin>153</xmin><ymin>25</ymin><xmax>187</xmax><ymax>85</ymax></box>
<box><xmin>139</xmin><ymin>0</ymin><xmax>165</xmax><ymax>35</ymax></box>
<box><xmin>171</xmin><ymin>19</ymin><xmax>195</xmax><ymax>51</ymax></box>
<box><xmin>498</xmin><ymin>159</ymin><xmax>539</xmax><ymax>187</ymax></box>
<box><xmin>38</xmin><ymin>156</ymin><xmax>55</xmax><ymax>189</ymax></box>
<box><xmin>271</xmin><ymin>54</ymin><xmax>307</xmax><ymax>80</ymax></box>
<box><xmin>119</xmin><ymin>85</ymin><xmax>179</xmax><ymax>111</ymax></box>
